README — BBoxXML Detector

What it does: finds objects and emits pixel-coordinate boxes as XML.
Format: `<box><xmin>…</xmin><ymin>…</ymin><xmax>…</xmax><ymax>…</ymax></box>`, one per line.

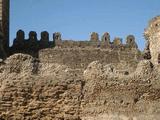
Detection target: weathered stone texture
<box><xmin>9</xmin><ymin>30</ymin><xmax>141</xmax><ymax>58</ymax></box>
<box><xmin>39</xmin><ymin>48</ymin><xmax>140</xmax><ymax>72</ymax></box>
<box><xmin>126</xmin><ymin>35</ymin><xmax>138</xmax><ymax>48</ymax></box>
<box><xmin>90</xmin><ymin>32</ymin><xmax>99</xmax><ymax>42</ymax></box>
<box><xmin>82</xmin><ymin>60</ymin><xmax>160</xmax><ymax>120</ymax></box>
<box><xmin>101</xmin><ymin>32</ymin><xmax>110</xmax><ymax>48</ymax></box>
<box><xmin>113</xmin><ymin>37</ymin><xmax>122</xmax><ymax>46</ymax></box>
<box><xmin>53</xmin><ymin>32</ymin><xmax>62</xmax><ymax>47</ymax></box>
<box><xmin>0</xmin><ymin>53</ymin><xmax>160</xmax><ymax>120</ymax></box>
<box><xmin>144</xmin><ymin>16</ymin><xmax>160</xmax><ymax>65</ymax></box>
<box><xmin>0</xmin><ymin>54</ymin><xmax>84</xmax><ymax>120</ymax></box>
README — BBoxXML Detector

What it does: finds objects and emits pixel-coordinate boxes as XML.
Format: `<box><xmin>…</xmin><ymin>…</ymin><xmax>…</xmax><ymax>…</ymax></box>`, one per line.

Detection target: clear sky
<box><xmin>10</xmin><ymin>0</ymin><xmax>160</xmax><ymax>50</ymax></box>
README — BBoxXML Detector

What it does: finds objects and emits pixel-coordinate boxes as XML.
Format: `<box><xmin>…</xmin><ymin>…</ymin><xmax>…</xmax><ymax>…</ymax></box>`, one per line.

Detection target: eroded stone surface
<box><xmin>0</xmin><ymin>53</ymin><xmax>159</xmax><ymax>120</ymax></box>
<box><xmin>144</xmin><ymin>16</ymin><xmax>160</xmax><ymax>65</ymax></box>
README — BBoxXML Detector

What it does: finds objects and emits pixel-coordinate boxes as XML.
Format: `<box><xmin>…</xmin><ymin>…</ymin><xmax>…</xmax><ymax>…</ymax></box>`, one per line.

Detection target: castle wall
<box><xmin>39</xmin><ymin>48</ymin><xmax>141</xmax><ymax>72</ymax></box>
<box><xmin>11</xmin><ymin>30</ymin><xmax>139</xmax><ymax>56</ymax></box>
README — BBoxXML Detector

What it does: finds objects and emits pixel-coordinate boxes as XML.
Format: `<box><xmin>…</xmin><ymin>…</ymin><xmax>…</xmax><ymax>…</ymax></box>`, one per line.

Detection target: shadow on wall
<box><xmin>10</xmin><ymin>30</ymin><xmax>56</xmax><ymax>57</ymax></box>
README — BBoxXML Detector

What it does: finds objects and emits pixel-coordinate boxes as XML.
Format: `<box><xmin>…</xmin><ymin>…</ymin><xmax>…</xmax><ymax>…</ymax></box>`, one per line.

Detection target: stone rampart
<box><xmin>39</xmin><ymin>48</ymin><xmax>141</xmax><ymax>72</ymax></box>
<box><xmin>10</xmin><ymin>30</ymin><xmax>139</xmax><ymax>58</ymax></box>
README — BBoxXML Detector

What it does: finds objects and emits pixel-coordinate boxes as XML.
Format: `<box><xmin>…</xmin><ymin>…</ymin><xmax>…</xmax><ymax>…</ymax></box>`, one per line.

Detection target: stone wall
<box><xmin>144</xmin><ymin>16</ymin><xmax>160</xmax><ymax>65</ymax></box>
<box><xmin>10</xmin><ymin>30</ymin><xmax>139</xmax><ymax>58</ymax></box>
<box><xmin>39</xmin><ymin>48</ymin><xmax>141</xmax><ymax>72</ymax></box>
<box><xmin>56</xmin><ymin>32</ymin><xmax>138</xmax><ymax>50</ymax></box>
<box><xmin>10</xmin><ymin>30</ymin><xmax>55</xmax><ymax>57</ymax></box>
<box><xmin>0</xmin><ymin>53</ymin><xmax>160</xmax><ymax>120</ymax></box>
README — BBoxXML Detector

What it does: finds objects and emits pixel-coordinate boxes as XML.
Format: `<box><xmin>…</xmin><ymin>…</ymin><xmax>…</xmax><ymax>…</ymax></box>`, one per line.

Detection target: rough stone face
<box><xmin>143</xmin><ymin>41</ymin><xmax>151</xmax><ymax>60</ymax></box>
<box><xmin>0</xmin><ymin>53</ymin><xmax>84</xmax><ymax>120</ymax></box>
<box><xmin>144</xmin><ymin>16</ymin><xmax>160</xmax><ymax>65</ymax></box>
<box><xmin>0</xmin><ymin>52</ymin><xmax>159</xmax><ymax>120</ymax></box>
<box><xmin>83</xmin><ymin>61</ymin><xmax>104</xmax><ymax>80</ymax></box>
<box><xmin>134</xmin><ymin>60</ymin><xmax>153</xmax><ymax>76</ymax></box>
<box><xmin>101</xmin><ymin>32</ymin><xmax>110</xmax><ymax>48</ymax></box>
<box><xmin>2</xmin><ymin>53</ymin><xmax>36</xmax><ymax>74</ymax></box>
<box><xmin>39</xmin><ymin>48</ymin><xmax>140</xmax><ymax>72</ymax></box>
<box><xmin>126</xmin><ymin>35</ymin><xmax>138</xmax><ymax>48</ymax></box>
<box><xmin>90</xmin><ymin>32</ymin><xmax>99</xmax><ymax>42</ymax></box>
<box><xmin>53</xmin><ymin>32</ymin><xmax>62</xmax><ymax>47</ymax></box>
<box><xmin>83</xmin><ymin>61</ymin><xmax>117</xmax><ymax>81</ymax></box>
<box><xmin>113</xmin><ymin>37</ymin><xmax>122</xmax><ymax>46</ymax></box>
<box><xmin>82</xmin><ymin>60</ymin><xmax>160</xmax><ymax>120</ymax></box>
<box><xmin>101</xmin><ymin>32</ymin><xmax>110</xmax><ymax>43</ymax></box>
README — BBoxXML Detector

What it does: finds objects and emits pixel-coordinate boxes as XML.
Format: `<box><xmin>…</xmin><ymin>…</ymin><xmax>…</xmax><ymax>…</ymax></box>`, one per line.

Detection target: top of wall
<box><xmin>10</xmin><ymin>30</ymin><xmax>139</xmax><ymax>56</ymax></box>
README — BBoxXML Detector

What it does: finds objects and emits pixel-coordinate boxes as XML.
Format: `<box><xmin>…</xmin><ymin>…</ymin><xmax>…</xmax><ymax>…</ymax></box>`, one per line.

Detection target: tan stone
<box><xmin>90</xmin><ymin>32</ymin><xmax>99</xmax><ymax>42</ymax></box>
<box><xmin>144</xmin><ymin>16</ymin><xmax>160</xmax><ymax>65</ymax></box>
<box><xmin>113</xmin><ymin>37</ymin><xmax>122</xmax><ymax>46</ymax></box>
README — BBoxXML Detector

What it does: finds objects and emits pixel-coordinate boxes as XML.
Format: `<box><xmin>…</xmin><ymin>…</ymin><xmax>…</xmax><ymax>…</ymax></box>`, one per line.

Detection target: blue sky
<box><xmin>10</xmin><ymin>0</ymin><xmax>160</xmax><ymax>50</ymax></box>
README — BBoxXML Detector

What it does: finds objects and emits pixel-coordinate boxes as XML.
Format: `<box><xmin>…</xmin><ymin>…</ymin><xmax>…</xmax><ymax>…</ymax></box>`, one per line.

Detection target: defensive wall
<box><xmin>9</xmin><ymin>30</ymin><xmax>142</xmax><ymax>72</ymax></box>
<box><xmin>39</xmin><ymin>48</ymin><xmax>141</xmax><ymax>73</ymax></box>
<box><xmin>11</xmin><ymin>30</ymin><xmax>139</xmax><ymax>51</ymax></box>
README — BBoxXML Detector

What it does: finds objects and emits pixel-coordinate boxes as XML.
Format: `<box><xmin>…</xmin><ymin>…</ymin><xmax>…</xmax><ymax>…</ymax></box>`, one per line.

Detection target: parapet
<box><xmin>13</xmin><ymin>30</ymin><xmax>25</xmax><ymax>42</ymax></box>
<box><xmin>40</xmin><ymin>31</ymin><xmax>49</xmax><ymax>42</ymax></box>
<box><xmin>12</xmin><ymin>30</ymin><xmax>25</xmax><ymax>50</ymax></box>
<box><xmin>101</xmin><ymin>32</ymin><xmax>110</xmax><ymax>43</ymax></box>
<box><xmin>90</xmin><ymin>32</ymin><xmax>99</xmax><ymax>42</ymax></box>
<box><xmin>40</xmin><ymin>31</ymin><xmax>49</xmax><ymax>48</ymax></box>
<box><xmin>16</xmin><ymin>30</ymin><xmax>25</xmax><ymax>41</ymax></box>
<box><xmin>29</xmin><ymin>31</ymin><xmax>38</xmax><ymax>42</ymax></box>
<box><xmin>101</xmin><ymin>32</ymin><xmax>111</xmax><ymax>48</ymax></box>
<box><xmin>113</xmin><ymin>37</ymin><xmax>122</xmax><ymax>46</ymax></box>
<box><xmin>53</xmin><ymin>32</ymin><xmax>62</xmax><ymax>47</ymax></box>
<box><xmin>126</xmin><ymin>35</ymin><xmax>138</xmax><ymax>48</ymax></box>
<box><xmin>11</xmin><ymin>30</ymin><xmax>54</xmax><ymax>56</ymax></box>
<box><xmin>11</xmin><ymin>30</ymin><xmax>139</xmax><ymax>56</ymax></box>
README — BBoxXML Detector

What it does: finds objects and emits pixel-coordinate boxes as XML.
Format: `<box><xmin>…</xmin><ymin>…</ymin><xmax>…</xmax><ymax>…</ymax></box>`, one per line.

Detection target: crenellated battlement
<box><xmin>11</xmin><ymin>30</ymin><xmax>55</xmax><ymax>56</ymax></box>
<box><xmin>60</xmin><ymin>32</ymin><xmax>138</xmax><ymax>50</ymax></box>
<box><xmin>9</xmin><ymin>30</ymin><xmax>140</xmax><ymax>57</ymax></box>
<box><xmin>11</xmin><ymin>30</ymin><xmax>139</xmax><ymax>57</ymax></box>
